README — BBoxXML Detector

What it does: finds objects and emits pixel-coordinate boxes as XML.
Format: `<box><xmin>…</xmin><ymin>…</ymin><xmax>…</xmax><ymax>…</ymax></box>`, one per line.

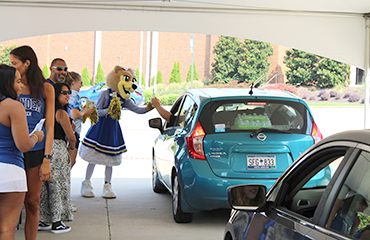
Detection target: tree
<box><xmin>42</xmin><ymin>64</ymin><xmax>49</xmax><ymax>79</ymax></box>
<box><xmin>211</xmin><ymin>36</ymin><xmax>274</xmax><ymax>84</ymax></box>
<box><xmin>152</xmin><ymin>70</ymin><xmax>164</xmax><ymax>85</ymax></box>
<box><xmin>284</xmin><ymin>49</ymin><xmax>350</xmax><ymax>88</ymax></box>
<box><xmin>95</xmin><ymin>61</ymin><xmax>105</xmax><ymax>84</ymax></box>
<box><xmin>135</xmin><ymin>69</ymin><xmax>145</xmax><ymax>87</ymax></box>
<box><xmin>82</xmin><ymin>67</ymin><xmax>92</xmax><ymax>86</ymax></box>
<box><xmin>169</xmin><ymin>61</ymin><xmax>182</xmax><ymax>83</ymax></box>
<box><xmin>186</xmin><ymin>63</ymin><xmax>198</xmax><ymax>82</ymax></box>
<box><xmin>0</xmin><ymin>44</ymin><xmax>18</xmax><ymax>65</ymax></box>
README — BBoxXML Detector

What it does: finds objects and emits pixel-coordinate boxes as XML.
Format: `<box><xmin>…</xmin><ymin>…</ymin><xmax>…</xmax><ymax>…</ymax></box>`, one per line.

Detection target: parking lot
<box><xmin>15</xmin><ymin>106</ymin><xmax>365</xmax><ymax>240</ymax></box>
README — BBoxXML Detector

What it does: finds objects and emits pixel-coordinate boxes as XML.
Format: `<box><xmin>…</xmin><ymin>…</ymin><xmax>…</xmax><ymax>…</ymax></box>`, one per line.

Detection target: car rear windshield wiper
<box><xmin>250</xmin><ymin>128</ymin><xmax>293</xmax><ymax>138</ymax></box>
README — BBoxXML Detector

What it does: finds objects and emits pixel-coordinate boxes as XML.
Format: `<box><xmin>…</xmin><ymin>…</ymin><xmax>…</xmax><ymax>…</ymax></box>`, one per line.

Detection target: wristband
<box><xmin>43</xmin><ymin>154</ymin><xmax>52</xmax><ymax>160</ymax></box>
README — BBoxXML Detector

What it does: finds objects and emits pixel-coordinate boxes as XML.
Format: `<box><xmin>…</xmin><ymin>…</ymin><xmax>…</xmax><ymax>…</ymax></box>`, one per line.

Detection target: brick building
<box><xmin>0</xmin><ymin>31</ymin><xmax>288</xmax><ymax>86</ymax></box>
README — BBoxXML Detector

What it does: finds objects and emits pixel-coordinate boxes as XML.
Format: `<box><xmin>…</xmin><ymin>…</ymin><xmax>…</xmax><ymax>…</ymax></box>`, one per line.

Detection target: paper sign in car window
<box><xmin>215</xmin><ymin>124</ymin><xmax>225</xmax><ymax>132</ymax></box>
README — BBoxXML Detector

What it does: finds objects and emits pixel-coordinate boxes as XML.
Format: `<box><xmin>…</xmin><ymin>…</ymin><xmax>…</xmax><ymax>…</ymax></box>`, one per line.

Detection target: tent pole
<box><xmin>365</xmin><ymin>13</ymin><xmax>370</xmax><ymax>129</ymax></box>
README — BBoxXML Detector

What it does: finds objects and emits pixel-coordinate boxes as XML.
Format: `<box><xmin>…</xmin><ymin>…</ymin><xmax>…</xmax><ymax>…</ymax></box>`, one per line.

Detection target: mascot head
<box><xmin>105</xmin><ymin>65</ymin><xmax>137</xmax><ymax>99</ymax></box>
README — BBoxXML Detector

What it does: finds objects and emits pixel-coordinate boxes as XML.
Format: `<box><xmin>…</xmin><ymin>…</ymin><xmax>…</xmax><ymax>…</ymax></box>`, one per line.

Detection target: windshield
<box><xmin>200</xmin><ymin>99</ymin><xmax>311</xmax><ymax>135</ymax></box>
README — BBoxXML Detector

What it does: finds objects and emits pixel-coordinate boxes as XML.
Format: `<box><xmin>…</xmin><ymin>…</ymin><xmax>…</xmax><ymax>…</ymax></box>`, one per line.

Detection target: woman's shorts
<box><xmin>75</xmin><ymin>131</ymin><xmax>80</xmax><ymax>149</ymax></box>
<box><xmin>0</xmin><ymin>162</ymin><xmax>27</xmax><ymax>192</ymax></box>
<box><xmin>24</xmin><ymin>149</ymin><xmax>44</xmax><ymax>169</ymax></box>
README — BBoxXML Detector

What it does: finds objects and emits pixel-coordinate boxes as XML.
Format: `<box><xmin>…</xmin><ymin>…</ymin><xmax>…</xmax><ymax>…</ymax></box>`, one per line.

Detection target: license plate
<box><xmin>247</xmin><ymin>155</ymin><xmax>276</xmax><ymax>170</ymax></box>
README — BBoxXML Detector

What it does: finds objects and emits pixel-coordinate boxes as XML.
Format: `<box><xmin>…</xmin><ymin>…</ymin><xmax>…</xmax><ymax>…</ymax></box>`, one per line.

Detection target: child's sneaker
<box><xmin>81</xmin><ymin>180</ymin><xmax>95</xmax><ymax>197</ymax></box>
<box><xmin>102</xmin><ymin>183</ymin><xmax>116</xmax><ymax>199</ymax></box>
<box><xmin>38</xmin><ymin>221</ymin><xmax>51</xmax><ymax>231</ymax></box>
<box><xmin>51</xmin><ymin>221</ymin><xmax>71</xmax><ymax>234</ymax></box>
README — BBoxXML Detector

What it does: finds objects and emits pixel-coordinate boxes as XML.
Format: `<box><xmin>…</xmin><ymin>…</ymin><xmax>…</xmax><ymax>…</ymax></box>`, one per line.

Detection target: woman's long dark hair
<box><xmin>54</xmin><ymin>82</ymin><xmax>70</xmax><ymax>112</ymax></box>
<box><xmin>10</xmin><ymin>45</ymin><xmax>45</xmax><ymax>100</ymax></box>
<box><xmin>0</xmin><ymin>64</ymin><xmax>18</xmax><ymax>100</ymax></box>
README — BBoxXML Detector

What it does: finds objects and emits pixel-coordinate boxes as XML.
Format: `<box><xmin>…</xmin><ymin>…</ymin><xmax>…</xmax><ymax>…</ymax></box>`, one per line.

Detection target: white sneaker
<box><xmin>102</xmin><ymin>183</ymin><xmax>116</xmax><ymax>199</ymax></box>
<box><xmin>81</xmin><ymin>180</ymin><xmax>95</xmax><ymax>198</ymax></box>
<box><xmin>71</xmin><ymin>203</ymin><xmax>78</xmax><ymax>212</ymax></box>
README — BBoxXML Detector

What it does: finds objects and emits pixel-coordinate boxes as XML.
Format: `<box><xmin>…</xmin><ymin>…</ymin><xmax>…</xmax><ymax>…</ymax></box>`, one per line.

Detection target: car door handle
<box><xmin>297</xmin><ymin>199</ymin><xmax>310</xmax><ymax>207</ymax></box>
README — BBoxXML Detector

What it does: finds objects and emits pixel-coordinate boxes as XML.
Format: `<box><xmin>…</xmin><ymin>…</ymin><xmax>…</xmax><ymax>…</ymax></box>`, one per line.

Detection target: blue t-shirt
<box><xmin>67</xmin><ymin>89</ymin><xmax>83</xmax><ymax>135</ymax></box>
<box><xmin>19</xmin><ymin>93</ymin><xmax>46</xmax><ymax>151</ymax></box>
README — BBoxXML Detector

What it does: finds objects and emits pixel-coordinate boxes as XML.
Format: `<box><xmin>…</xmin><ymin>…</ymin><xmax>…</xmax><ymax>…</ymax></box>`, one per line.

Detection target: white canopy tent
<box><xmin>0</xmin><ymin>0</ymin><xmax>369</xmax><ymax>124</ymax></box>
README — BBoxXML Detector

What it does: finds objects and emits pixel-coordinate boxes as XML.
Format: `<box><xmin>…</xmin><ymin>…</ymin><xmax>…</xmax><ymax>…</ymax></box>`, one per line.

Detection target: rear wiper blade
<box><xmin>250</xmin><ymin>128</ymin><xmax>292</xmax><ymax>138</ymax></box>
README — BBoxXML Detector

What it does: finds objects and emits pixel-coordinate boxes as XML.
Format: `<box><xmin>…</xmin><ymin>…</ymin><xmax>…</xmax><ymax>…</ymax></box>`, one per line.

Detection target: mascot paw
<box><xmin>145</xmin><ymin>103</ymin><xmax>154</xmax><ymax>112</ymax></box>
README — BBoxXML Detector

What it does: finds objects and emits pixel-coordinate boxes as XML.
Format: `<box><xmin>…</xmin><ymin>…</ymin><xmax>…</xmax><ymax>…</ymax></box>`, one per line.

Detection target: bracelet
<box><xmin>69</xmin><ymin>146</ymin><xmax>76</xmax><ymax>150</ymax></box>
<box><xmin>31</xmin><ymin>133</ymin><xmax>38</xmax><ymax>142</ymax></box>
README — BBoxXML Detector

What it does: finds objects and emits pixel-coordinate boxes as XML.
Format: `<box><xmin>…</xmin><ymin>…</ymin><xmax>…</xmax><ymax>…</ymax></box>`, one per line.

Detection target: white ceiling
<box><xmin>0</xmin><ymin>0</ymin><xmax>369</xmax><ymax>69</ymax></box>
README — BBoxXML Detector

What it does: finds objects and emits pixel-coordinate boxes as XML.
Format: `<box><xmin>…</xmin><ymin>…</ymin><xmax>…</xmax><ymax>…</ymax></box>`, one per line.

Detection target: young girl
<box><xmin>64</xmin><ymin>71</ymin><xmax>94</xmax><ymax>167</ymax></box>
<box><xmin>0</xmin><ymin>64</ymin><xmax>44</xmax><ymax>240</ymax></box>
<box><xmin>10</xmin><ymin>45</ymin><xmax>54</xmax><ymax>240</ymax></box>
<box><xmin>39</xmin><ymin>83</ymin><xmax>76</xmax><ymax>234</ymax></box>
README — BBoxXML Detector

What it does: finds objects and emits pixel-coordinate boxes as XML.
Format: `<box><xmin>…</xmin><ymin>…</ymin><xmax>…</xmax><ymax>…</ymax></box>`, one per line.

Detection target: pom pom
<box><xmin>82</xmin><ymin>105</ymin><xmax>99</xmax><ymax>125</ymax></box>
<box><xmin>107</xmin><ymin>92</ymin><xmax>121</xmax><ymax>120</ymax></box>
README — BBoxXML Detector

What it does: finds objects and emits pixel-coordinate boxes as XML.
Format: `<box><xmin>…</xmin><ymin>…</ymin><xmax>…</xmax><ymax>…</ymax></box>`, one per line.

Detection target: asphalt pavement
<box><xmin>14</xmin><ymin>106</ymin><xmax>366</xmax><ymax>240</ymax></box>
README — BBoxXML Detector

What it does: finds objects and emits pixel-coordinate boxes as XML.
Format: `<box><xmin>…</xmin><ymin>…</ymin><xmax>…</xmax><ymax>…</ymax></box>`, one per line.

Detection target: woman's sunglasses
<box><xmin>61</xmin><ymin>90</ymin><xmax>71</xmax><ymax>95</ymax></box>
<box><xmin>52</xmin><ymin>66</ymin><xmax>68</xmax><ymax>72</ymax></box>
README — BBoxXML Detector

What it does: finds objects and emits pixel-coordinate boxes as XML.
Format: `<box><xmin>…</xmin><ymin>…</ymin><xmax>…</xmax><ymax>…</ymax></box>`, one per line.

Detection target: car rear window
<box><xmin>199</xmin><ymin>99</ymin><xmax>311</xmax><ymax>134</ymax></box>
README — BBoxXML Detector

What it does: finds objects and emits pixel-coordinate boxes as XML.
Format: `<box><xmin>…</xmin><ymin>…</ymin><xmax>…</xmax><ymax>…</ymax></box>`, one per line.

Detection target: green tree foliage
<box><xmin>135</xmin><ymin>69</ymin><xmax>145</xmax><ymax>87</ymax></box>
<box><xmin>95</xmin><ymin>61</ymin><xmax>105</xmax><ymax>84</ymax></box>
<box><xmin>169</xmin><ymin>61</ymin><xmax>182</xmax><ymax>83</ymax></box>
<box><xmin>82</xmin><ymin>67</ymin><xmax>92</xmax><ymax>86</ymax></box>
<box><xmin>0</xmin><ymin>44</ymin><xmax>18</xmax><ymax>65</ymax></box>
<box><xmin>186</xmin><ymin>63</ymin><xmax>199</xmax><ymax>82</ymax></box>
<box><xmin>211</xmin><ymin>36</ymin><xmax>274</xmax><ymax>84</ymax></box>
<box><xmin>42</xmin><ymin>64</ymin><xmax>49</xmax><ymax>79</ymax></box>
<box><xmin>284</xmin><ymin>49</ymin><xmax>350</xmax><ymax>88</ymax></box>
<box><xmin>152</xmin><ymin>70</ymin><xmax>164</xmax><ymax>85</ymax></box>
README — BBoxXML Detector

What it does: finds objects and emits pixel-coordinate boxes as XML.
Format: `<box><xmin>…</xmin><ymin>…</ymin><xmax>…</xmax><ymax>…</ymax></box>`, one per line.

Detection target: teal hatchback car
<box><xmin>149</xmin><ymin>88</ymin><xmax>323</xmax><ymax>223</ymax></box>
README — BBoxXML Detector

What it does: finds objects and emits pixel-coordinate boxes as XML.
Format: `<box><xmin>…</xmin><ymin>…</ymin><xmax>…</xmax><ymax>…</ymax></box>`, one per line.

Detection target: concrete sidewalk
<box><xmin>14</xmin><ymin>158</ymin><xmax>229</xmax><ymax>240</ymax></box>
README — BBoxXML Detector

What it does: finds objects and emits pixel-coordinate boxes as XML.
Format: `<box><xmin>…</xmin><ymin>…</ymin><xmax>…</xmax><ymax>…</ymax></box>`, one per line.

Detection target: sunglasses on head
<box><xmin>61</xmin><ymin>90</ymin><xmax>71</xmax><ymax>95</ymax></box>
<box><xmin>52</xmin><ymin>66</ymin><xmax>68</xmax><ymax>72</ymax></box>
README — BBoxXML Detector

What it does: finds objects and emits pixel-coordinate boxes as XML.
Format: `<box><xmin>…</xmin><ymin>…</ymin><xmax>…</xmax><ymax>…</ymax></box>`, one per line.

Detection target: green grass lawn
<box><xmin>307</xmin><ymin>102</ymin><xmax>364</xmax><ymax>107</ymax></box>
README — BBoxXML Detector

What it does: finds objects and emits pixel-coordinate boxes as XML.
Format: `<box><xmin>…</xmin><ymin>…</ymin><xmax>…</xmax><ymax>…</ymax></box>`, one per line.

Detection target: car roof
<box><xmin>315</xmin><ymin>129</ymin><xmax>370</xmax><ymax>147</ymax></box>
<box><xmin>185</xmin><ymin>88</ymin><xmax>303</xmax><ymax>105</ymax></box>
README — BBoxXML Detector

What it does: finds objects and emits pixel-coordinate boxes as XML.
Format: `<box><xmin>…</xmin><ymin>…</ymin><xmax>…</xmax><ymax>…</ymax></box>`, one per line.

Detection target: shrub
<box><xmin>348</xmin><ymin>93</ymin><xmax>361</xmax><ymax>102</ymax></box>
<box><xmin>329</xmin><ymin>91</ymin><xmax>338</xmax><ymax>98</ymax></box>
<box><xmin>42</xmin><ymin>64</ymin><xmax>49</xmax><ymax>79</ymax></box>
<box><xmin>94</xmin><ymin>61</ymin><xmax>105</xmax><ymax>84</ymax></box>
<box><xmin>262</xmin><ymin>83</ymin><xmax>298</xmax><ymax>95</ymax></box>
<box><xmin>319</xmin><ymin>93</ymin><xmax>329</xmax><ymax>101</ymax></box>
<box><xmin>82</xmin><ymin>67</ymin><xmax>92</xmax><ymax>86</ymax></box>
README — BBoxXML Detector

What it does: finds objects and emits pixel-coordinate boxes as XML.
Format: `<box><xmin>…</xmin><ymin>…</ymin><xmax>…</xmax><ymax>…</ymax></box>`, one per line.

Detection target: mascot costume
<box><xmin>79</xmin><ymin>65</ymin><xmax>153</xmax><ymax>199</ymax></box>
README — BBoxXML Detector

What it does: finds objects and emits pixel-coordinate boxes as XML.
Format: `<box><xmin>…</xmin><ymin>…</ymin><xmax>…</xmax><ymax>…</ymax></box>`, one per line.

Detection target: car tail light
<box><xmin>311</xmin><ymin>121</ymin><xmax>323</xmax><ymax>144</ymax></box>
<box><xmin>186</xmin><ymin>121</ymin><xmax>206</xmax><ymax>160</ymax></box>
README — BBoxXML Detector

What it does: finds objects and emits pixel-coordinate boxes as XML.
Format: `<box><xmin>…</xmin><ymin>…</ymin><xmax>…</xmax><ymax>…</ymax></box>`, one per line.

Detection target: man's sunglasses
<box><xmin>61</xmin><ymin>90</ymin><xmax>71</xmax><ymax>95</ymax></box>
<box><xmin>52</xmin><ymin>66</ymin><xmax>68</xmax><ymax>72</ymax></box>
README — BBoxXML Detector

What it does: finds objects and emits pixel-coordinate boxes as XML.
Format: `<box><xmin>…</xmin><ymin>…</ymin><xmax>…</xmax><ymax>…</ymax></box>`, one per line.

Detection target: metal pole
<box><xmin>145</xmin><ymin>31</ymin><xmax>151</xmax><ymax>90</ymax></box>
<box><xmin>364</xmin><ymin>13</ymin><xmax>370</xmax><ymax>128</ymax></box>
<box><xmin>139</xmin><ymin>31</ymin><xmax>143</xmax><ymax>87</ymax></box>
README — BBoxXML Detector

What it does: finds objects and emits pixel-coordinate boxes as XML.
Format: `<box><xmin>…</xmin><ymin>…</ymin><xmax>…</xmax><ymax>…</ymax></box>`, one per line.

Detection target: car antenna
<box><xmin>249</xmin><ymin>77</ymin><xmax>264</xmax><ymax>95</ymax></box>
<box><xmin>249</xmin><ymin>83</ymin><xmax>254</xmax><ymax>95</ymax></box>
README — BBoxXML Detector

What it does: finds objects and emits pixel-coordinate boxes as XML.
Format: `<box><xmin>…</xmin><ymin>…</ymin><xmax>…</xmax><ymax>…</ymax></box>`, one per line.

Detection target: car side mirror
<box><xmin>227</xmin><ymin>184</ymin><xmax>267</xmax><ymax>211</ymax></box>
<box><xmin>149</xmin><ymin>118</ymin><xmax>164</xmax><ymax>134</ymax></box>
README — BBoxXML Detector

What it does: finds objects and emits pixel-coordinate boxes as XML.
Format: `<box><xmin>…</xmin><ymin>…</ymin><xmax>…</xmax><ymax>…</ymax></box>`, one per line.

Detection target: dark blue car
<box><xmin>79</xmin><ymin>82</ymin><xmax>145</xmax><ymax>106</ymax></box>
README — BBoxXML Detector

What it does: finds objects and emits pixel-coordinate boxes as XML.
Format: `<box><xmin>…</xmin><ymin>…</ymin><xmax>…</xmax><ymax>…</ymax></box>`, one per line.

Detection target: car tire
<box><xmin>172</xmin><ymin>174</ymin><xmax>193</xmax><ymax>223</ymax></box>
<box><xmin>81</xmin><ymin>97</ymin><xmax>88</xmax><ymax>106</ymax></box>
<box><xmin>152</xmin><ymin>157</ymin><xmax>167</xmax><ymax>193</ymax></box>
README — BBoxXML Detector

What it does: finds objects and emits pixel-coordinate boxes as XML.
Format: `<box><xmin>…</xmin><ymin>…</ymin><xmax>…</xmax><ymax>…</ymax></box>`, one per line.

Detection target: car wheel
<box><xmin>81</xmin><ymin>97</ymin><xmax>88</xmax><ymax>106</ymax></box>
<box><xmin>152</xmin><ymin>157</ymin><xmax>167</xmax><ymax>193</ymax></box>
<box><xmin>172</xmin><ymin>174</ymin><xmax>193</xmax><ymax>223</ymax></box>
